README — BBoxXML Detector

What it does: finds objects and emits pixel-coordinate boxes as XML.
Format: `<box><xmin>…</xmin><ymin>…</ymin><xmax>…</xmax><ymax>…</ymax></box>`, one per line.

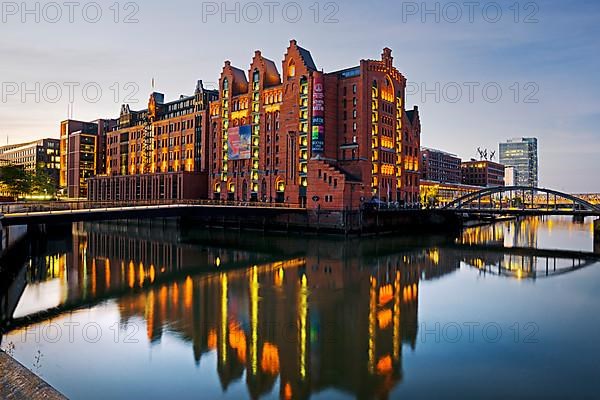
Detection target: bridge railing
<box><xmin>443</xmin><ymin>186</ymin><xmax>600</xmax><ymax>214</ymax></box>
<box><xmin>1</xmin><ymin>199</ymin><xmax>304</xmax><ymax>215</ymax></box>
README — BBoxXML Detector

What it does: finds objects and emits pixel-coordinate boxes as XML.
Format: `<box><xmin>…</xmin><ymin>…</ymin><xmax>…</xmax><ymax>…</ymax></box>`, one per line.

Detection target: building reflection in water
<box><xmin>16</xmin><ymin>216</ymin><xmax>593</xmax><ymax>397</ymax></box>
<box><xmin>10</xmin><ymin>220</ymin><xmax>463</xmax><ymax>399</ymax></box>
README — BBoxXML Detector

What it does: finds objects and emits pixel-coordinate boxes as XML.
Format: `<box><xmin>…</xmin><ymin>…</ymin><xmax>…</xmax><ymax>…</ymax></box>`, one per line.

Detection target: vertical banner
<box><xmin>311</xmin><ymin>72</ymin><xmax>325</xmax><ymax>155</ymax></box>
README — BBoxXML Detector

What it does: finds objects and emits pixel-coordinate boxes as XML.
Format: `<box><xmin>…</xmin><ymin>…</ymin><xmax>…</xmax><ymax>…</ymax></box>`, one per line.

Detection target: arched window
<box><xmin>277</xmin><ymin>180</ymin><xmax>285</xmax><ymax>192</ymax></box>
<box><xmin>288</xmin><ymin>60</ymin><xmax>296</xmax><ymax>78</ymax></box>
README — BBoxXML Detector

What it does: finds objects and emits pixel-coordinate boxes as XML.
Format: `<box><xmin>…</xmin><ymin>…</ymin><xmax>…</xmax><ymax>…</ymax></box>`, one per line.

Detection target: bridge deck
<box><xmin>1</xmin><ymin>201</ymin><xmax>306</xmax><ymax>226</ymax></box>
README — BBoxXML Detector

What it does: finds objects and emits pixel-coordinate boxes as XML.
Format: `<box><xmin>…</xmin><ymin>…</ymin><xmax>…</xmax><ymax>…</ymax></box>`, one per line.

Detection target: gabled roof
<box><xmin>229</xmin><ymin>65</ymin><xmax>248</xmax><ymax>85</ymax></box>
<box><xmin>297</xmin><ymin>45</ymin><xmax>317</xmax><ymax>71</ymax></box>
<box><xmin>223</xmin><ymin>62</ymin><xmax>249</xmax><ymax>94</ymax></box>
<box><xmin>256</xmin><ymin>53</ymin><xmax>281</xmax><ymax>87</ymax></box>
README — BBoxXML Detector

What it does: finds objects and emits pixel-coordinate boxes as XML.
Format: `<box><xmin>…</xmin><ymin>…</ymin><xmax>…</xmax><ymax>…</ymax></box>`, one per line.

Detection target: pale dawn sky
<box><xmin>1</xmin><ymin>0</ymin><xmax>598</xmax><ymax>192</ymax></box>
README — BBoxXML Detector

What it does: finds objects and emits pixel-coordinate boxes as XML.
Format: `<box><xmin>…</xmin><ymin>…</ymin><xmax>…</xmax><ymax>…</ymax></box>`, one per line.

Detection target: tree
<box><xmin>0</xmin><ymin>165</ymin><xmax>57</xmax><ymax>198</ymax></box>
<box><xmin>30</xmin><ymin>167</ymin><xmax>57</xmax><ymax>197</ymax></box>
<box><xmin>0</xmin><ymin>165</ymin><xmax>31</xmax><ymax>198</ymax></box>
<box><xmin>421</xmin><ymin>186</ymin><xmax>440</xmax><ymax>208</ymax></box>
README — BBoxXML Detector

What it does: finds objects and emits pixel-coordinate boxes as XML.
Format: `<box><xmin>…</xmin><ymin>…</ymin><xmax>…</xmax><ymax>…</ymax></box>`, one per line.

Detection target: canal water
<box><xmin>1</xmin><ymin>216</ymin><xmax>599</xmax><ymax>399</ymax></box>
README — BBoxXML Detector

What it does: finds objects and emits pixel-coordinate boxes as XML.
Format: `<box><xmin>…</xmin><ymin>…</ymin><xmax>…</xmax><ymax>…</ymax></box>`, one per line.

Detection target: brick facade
<box><xmin>461</xmin><ymin>160</ymin><xmax>505</xmax><ymax>187</ymax></box>
<box><xmin>83</xmin><ymin>40</ymin><xmax>422</xmax><ymax>209</ymax></box>
<box><xmin>88</xmin><ymin>172</ymin><xmax>207</xmax><ymax>201</ymax></box>
<box><xmin>209</xmin><ymin>40</ymin><xmax>316</xmax><ymax>206</ymax></box>
<box><xmin>208</xmin><ymin>42</ymin><xmax>421</xmax><ymax>210</ymax></box>
<box><xmin>87</xmin><ymin>81</ymin><xmax>217</xmax><ymax>201</ymax></box>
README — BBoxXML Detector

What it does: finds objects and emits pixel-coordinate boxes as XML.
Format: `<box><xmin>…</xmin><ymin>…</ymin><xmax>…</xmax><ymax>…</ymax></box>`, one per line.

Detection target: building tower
<box><xmin>499</xmin><ymin>138</ymin><xmax>538</xmax><ymax>187</ymax></box>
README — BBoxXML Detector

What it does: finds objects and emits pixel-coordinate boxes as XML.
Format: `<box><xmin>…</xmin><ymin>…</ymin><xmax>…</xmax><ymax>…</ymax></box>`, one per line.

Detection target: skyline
<box><xmin>1</xmin><ymin>0</ymin><xmax>599</xmax><ymax>192</ymax></box>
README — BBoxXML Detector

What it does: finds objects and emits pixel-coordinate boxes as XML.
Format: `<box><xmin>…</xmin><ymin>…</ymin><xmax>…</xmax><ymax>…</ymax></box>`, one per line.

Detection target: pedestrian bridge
<box><xmin>0</xmin><ymin>200</ymin><xmax>305</xmax><ymax>226</ymax></box>
<box><xmin>443</xmin><ymin>186</ymin><xmax>600</xmax><ymax>217</ymax></box>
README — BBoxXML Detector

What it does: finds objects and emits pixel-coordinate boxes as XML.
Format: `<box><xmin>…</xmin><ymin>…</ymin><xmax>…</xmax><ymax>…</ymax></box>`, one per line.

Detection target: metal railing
<box><xmin>1</xmin><ymin>199</ymin><xmax>305</xmax><ymax>216</ymax></box>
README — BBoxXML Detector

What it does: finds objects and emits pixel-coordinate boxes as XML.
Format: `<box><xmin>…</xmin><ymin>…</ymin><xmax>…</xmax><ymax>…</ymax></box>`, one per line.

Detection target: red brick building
<box><xmin>420</xmin><ymin>147</ymin><xmax>461</xmax><ymax>184</ymax></box>
<box><xmin>209</xmin><ymin>41</ymin><xmax>319</xmax><ymax>206</ymax></box>
<box><xmin>461</xmin><ymin>160</ymin><xmax>505</xmax><ymax>187</ymax></box>
<box><xmin>87</xmin><ymin>81</ymin><xmax>217</xmax><ymax>201</ymax></box>
<box><xmin>208</xmin><ymin>41</ymin><xmax>421</xmax><ymax>210</ymax></box>
<box><xmin>84</xmin><ymin>40</ymin><xmax>422</xmax><ymax>209</ymax></box>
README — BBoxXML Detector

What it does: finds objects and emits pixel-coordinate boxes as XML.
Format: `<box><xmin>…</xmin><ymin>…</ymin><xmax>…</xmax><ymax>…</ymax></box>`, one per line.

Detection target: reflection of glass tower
<box><xmin>499</xmin><ymin>138</ymin><xmax>538</xmax><ymax>187</ymax></box>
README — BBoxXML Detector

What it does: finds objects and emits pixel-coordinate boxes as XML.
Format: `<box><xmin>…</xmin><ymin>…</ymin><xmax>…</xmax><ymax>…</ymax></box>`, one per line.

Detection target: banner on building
<box><xmin>311</xmin><ymin>72</ymin><xmax>325</xmax><ymax>155</ymax></box>
<box><xmin>228</xmin><ymin>125</ymin><xmax>251</xmax><ymax>160</ymax></box>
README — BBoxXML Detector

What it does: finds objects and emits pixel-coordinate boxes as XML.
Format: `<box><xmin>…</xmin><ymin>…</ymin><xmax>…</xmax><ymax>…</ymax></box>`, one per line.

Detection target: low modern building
<box><xmin>461</xmin><ymin>160</ymin><xmax>505</xmax><ymax>187</ymax></box>
<box><xmin>504</xmin><ymin>166</ymin><xmax>517</xmax><ymax>186</ymax></box>
<box><xmin>420</xmin><ymin>147</ymin><xmax>461</xmax><ymax>184</ymax></box>
<box><xmin>499</xmin><ymin>137</ymin><xmax>538</xmax><ymax>187</ymax></box>
<box><xmin>420</xmin><ymin>180</ymin><xmax>483</xmax><ymax>206</ymax></box>
<box><xmin>0</xmin><ymin>138</ymin><xmax>61</xmax><ymax>185</ymax></box>
<box><xmin>60</xmin><ymin>119</ymin><xmax>117</xmax><ymax>198</ymax></box>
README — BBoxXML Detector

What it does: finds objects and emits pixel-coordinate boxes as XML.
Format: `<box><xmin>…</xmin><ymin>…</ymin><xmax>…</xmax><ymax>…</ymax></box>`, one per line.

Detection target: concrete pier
<box><xmin>594</xmin><ymin>219</ymin><xmax>600</xmax><ymax>254</ymax></box>
<box><xmin>0</xmin><ymin>351</ymin><xmax>66</xmax><ymax>399</ymax></box>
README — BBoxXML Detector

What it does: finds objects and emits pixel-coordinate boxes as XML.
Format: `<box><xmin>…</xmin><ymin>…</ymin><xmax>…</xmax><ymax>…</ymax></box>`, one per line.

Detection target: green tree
<box><xmin>30</xmin><ymin>167</ymin><xmax>57</xmax><ymax>197</ymax></box>
<box><xmin>0</xmin><ymin>165</ymin><xmax>31</xmax><ymax>197</ymax></box>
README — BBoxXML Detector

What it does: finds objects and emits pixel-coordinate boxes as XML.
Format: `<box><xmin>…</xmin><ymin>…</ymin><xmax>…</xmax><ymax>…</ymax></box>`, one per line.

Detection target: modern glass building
<box><xmin>499</xmin><ymin>138</ymin><xmax>538</xmax><ymax>187</ymax></box>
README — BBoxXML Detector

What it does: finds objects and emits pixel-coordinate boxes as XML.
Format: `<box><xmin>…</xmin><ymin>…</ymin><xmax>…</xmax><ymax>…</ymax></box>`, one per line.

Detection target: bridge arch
<box><xmin>443</xmin><ymin>186</ymin><xmax>600</xmax><ymax>212</ymax></box>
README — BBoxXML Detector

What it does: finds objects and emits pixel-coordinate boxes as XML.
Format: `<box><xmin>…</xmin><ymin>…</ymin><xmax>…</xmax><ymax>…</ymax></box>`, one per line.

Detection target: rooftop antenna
<box><xmin>67</xmin><ymin>102</ymin><xmax>74</xmax><ymax>119</ymax></box>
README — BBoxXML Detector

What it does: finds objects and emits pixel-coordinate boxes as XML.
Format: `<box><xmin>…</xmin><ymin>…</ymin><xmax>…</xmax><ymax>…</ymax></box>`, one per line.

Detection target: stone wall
<box><xmin>0</xmin><ymin>351</ymin><xmax>66</xmax><ymax>399</ymax></box>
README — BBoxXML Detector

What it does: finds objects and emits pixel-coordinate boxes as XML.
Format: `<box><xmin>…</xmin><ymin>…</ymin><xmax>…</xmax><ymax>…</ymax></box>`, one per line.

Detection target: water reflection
<box><xmin>457</xmin><ymin>217</ymin><xmax>599</xmax><ymax>279</ymax></box>
<box><xmin>1</xmin><ymin>217</ymin><xmax>599</xmax><ymax>399</ymax></box>
<box><xmin>2</xmin><ymin>220</ymin><xmax>462</xmax><ymax>399</ymax></box>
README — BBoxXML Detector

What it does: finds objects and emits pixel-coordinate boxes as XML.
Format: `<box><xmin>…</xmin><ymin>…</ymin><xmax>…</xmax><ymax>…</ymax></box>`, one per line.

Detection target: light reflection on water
<box><xmin>1</xmin><ymin>216</ymin><xmax>599</xmax><ymax>399</ymax></box>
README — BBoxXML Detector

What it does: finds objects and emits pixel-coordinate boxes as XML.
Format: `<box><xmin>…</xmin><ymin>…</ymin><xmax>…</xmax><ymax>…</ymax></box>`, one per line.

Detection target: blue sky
<box><xmin>0</xmin><ymin>0</ymin><xmax>598</xmax><ymax>192</ymax></box>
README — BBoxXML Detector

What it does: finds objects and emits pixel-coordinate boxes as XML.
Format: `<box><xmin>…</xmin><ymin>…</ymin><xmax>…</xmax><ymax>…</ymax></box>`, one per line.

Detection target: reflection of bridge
<box><xmin>2</xmin><ymin>221</ymin><xmax>599</xmax><ymax>399</ymax></box>
<box><xmin>1</xmin><ymin>224</ymin><xmax>436</xmax><ymax>399</ymax></box>
<box><xmin>3</xmin><ymin>222</ymin><xmax>599</xmax><ymax>333</ymax></box>
<box><xmin>450</xmin><ymin>243</ymin><xmax>599</xmax><ymax>279</ymax></box>
<box><xmin>444</xmin><ymin>186</ymin><xmax>600</xmax><ymax>217</ymax></box>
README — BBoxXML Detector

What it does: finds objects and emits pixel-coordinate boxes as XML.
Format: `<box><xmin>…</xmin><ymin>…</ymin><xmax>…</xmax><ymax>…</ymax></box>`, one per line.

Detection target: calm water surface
<box><xmin>1</xmin><ymin>216</ymin><xmax>599</xmax><ymax>399</ymax></box>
